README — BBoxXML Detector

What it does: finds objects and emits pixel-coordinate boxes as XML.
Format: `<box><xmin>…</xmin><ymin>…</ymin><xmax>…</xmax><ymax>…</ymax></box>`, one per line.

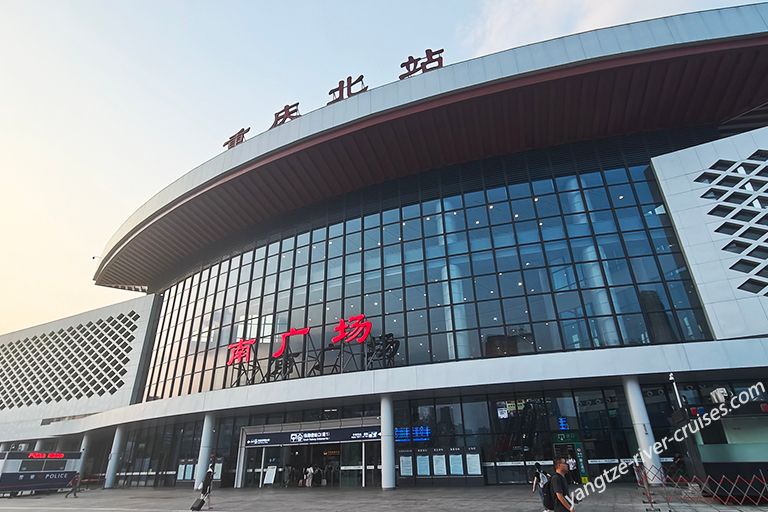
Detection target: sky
<box><xmin>0</xmin><ymin>0</ymin><xmax>753</xmax><ymax>335</ymax></box>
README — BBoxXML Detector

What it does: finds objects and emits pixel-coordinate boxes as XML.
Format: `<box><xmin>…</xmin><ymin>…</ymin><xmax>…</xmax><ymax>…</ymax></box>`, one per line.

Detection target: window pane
<box><xmin>610</xmin><ymin>286</ymin><xmax>641</xmax><ymax>313</ymax></box>
<box><xmin>623</xmin><ymin>231</ymin><xmax>653</xmax><ymax>256</ymax></box>
<box><xmin>561</xmin><ymin>319</ymin><xmax>591</xmax><ymax>350</ymax></box>
<box><xmin>528</xmin><ymin>294</ymin><xmax>556</xmax><ymax>321</ymax></box>
<box><xmin>677</xmin><ymin>309</ymin><xmax>709</xmax><ymax>341</ymax></box>
<box><xmin>503</xmin><ymin>297</ymin><xmax>529</xmax><ymax>324</ymax></box>
<box><xmin>588</xmin><ymin>316</ymin><xmax>621</xmax><ymax>347</ymax></box>
<box><xmin>575</xmin><ymin>262</ymin><xmax>604</xmax><ymax>288</ymax></box>
<box><xmin>423</xmin><ymin>214</ymin><xmax>444</xmax><ymax>237</ymax></box>
<box><xmin>603</xmin><ymin>260</ymin><xmax>632</xmax><ymax>286</ymax></box>
<box><xmin>489</xmin><ymin>202</ymin><xmax>512</xmax><ymax>225</ymax></box>
<box><xmin>540</xmin><ymin>217</ymin><xmax>566</xmax><ymax>241</ymax></box>
<box><xmin>533</xmin><ymin>321</ymin><xmax>562</xmax><ymax>352</ymax></box>
<box><xmin>631</xmin><ymin>256</ymin><xmax>661</xmax><ymax>283</ymax></box>
<box><xmin>431</xmin><ymin>332</ymin><xmax>456</xmax><ymax>362</ymax></box>
<box><xmin>466</xmin><ymin>206</ymin><xmax>489</xmax><ymax>227</ymax></box>
<box><xmin>555</xmin><ymin>291</ymin><xmax>583</xmax><ymax>319</ymax></box>
<box><xmin>550</xmin><ymin>265</ymin><xmax>577</xmax><ymax>292</ymax></box>
<box><xmin>511</xmin><ymin>198</ymin><xmax>536</xmax><ymax>220</ymax></box>
<box><xmin>535</xmin><ymin>195</ymin><xmax>561</xmax><ymax>217</ymax></box>
<box><xmin>560</xmin><ymin>191</ymin><xmax>585</xmax><ymax>214</ymax></box>
<box><xmin>582</xmin><ymin>289</ymin><xmax>613</xmax><ymax>316</ymax></box>
<box><xmin>584</xmin><ymin>188</ymin><xmax>610</xmax><ymax>210</ymax></box>
<box><xmin>453</xmin><ymin>303</ymin><xmax>478</xmax><ymax>329</ymax></box>
<box><xmin>616</xmin><ymin>314</ymin><xmax>650</xmax><ymax>345</ymax></box>
<box><xmin>524</xmin><ymin>268</ymin><xmax>550</xmax><ymax>294</ymax></box>
<box><xmin>492</xmin><ymin>225</ymin><xmax>516</xmax><ymax>248</ymax></box>
<box><xmin>499</xmin><ymin>272</ymin><xmax>525</xmax><ymax>297</ymax></box>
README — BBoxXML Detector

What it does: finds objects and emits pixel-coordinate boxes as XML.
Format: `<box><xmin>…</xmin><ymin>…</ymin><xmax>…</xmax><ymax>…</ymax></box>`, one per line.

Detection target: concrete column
<box><xmin>380</xmin><ymin>394</ymin><xmax>395</xmax><ymax>490</ymax></box>
<box><xmin>623</xmin><ymin>376</ymin><xmax>663</xmax><ymax>483</ymax></box>
<box><xmin>33</xmin><ymin>439</ymin><xmax>45</xmax><ymax>451</ymax></box>
<box><xmin>79</xmin><ymin>433</ymin><xmax>91</xmax><ymax>475</ymax></box>
<box><xmin>194</xmin><ymin>413</ymin><xmax>216</xmax><ymax>489</ymax></box>
<box><xmin>104</xmin><ymin>425</ymin><xmax>125</xmax><ymax>489</ymax></box>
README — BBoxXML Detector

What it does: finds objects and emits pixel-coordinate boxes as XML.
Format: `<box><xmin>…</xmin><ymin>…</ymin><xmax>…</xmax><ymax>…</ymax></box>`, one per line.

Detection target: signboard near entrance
<box><xmin>245</xmin><ymin>426</ymin><xmax>381</xmax><ymax>447</ymax></box>
<box><xmin>264</xmin><ymin>466</ymin><xmax>277</xmax><ymax>485</ymax></box>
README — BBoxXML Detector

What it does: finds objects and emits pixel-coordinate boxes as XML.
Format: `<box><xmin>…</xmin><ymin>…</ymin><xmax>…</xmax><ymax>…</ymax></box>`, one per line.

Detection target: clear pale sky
<box><xmin>0</xmin><ymin>0</ymin><xmax>751</xmax><ymax>335</ymax></box>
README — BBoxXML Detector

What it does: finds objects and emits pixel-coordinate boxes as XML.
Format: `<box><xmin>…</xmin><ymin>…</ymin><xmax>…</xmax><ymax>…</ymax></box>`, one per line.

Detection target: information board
<box><xmin>416</xmin><ymin>455</ymin><xmax>430</xmax><ymax>476</ymax></box>
<box><xmin>432</xmin><ymin>454</ymin><xmax>447</xmax><ymax>476</ymax></box>
<box><xmin>399</xmin><ymin>456</ymin><xmax>413</xmax><ymax>476</ymax></box>
<box><xmin>449</xmin><ymin>454</ymin><xmax>464</xmax><ymax>475</ymax></box>
<box><xmin>466</xmin><ymin>453</ymin><xmax>481</xmax><ymax>475</ymax></box>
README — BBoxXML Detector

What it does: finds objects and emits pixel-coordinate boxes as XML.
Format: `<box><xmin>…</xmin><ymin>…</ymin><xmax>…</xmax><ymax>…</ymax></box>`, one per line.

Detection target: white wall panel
<box><xmin>652</xmin><ymin>127</ymin><xmax>768</xmax><ymax>340</ymax></box>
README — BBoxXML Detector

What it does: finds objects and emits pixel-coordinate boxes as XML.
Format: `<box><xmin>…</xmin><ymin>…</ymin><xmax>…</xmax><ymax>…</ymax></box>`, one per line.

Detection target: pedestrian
<box><xmin>671</xmin><ymin>453</ymin><xmax>686</xmax><ymax>479</ymax></box>
<box><xmin>200</xmin><ymin>464</ymin><xmax>214</xmax><ymax>510</ymax></box>
<box><xmin>305</xmin><ymin>465</ymin><xmax>314</xmax><ymax>488</ymax></box>
<box><xmin>552</xmin><ymin>457</ymin><xmax>573</xmax><ymax>512</ymax></box>
<box><xmin>566</xmin><ymin>454</ymin><xmax>578</xmax><ymax>485</ymax></box>
<box><xmin>531</xmin><ymin>462</ymin><xmax>550</xmax><ymax>511</ymax></box>
<box><xmin>64</xmin><ymin>472</ymin><xmax>80</xmax><ymax>498</ymax></box>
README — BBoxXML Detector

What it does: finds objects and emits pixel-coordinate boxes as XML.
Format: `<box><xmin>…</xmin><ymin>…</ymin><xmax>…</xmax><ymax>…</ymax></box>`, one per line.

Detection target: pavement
<box><xmin>0</xmin><ymin>484</ymin><xmax>766</xmax><ymax>512</ymax></box>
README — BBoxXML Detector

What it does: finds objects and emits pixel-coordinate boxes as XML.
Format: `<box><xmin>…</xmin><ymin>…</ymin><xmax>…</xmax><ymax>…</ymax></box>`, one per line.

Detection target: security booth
<box><xmin>0</xmin><ymin>450</ymin><xmax>81</xmax><ymax>494</ymax></box>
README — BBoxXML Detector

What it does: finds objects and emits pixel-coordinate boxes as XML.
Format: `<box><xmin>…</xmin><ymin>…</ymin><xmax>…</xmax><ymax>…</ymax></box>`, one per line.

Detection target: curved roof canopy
<box><xmin>95</xmin><ymin>4</ymin><xmax>768</xmax><ymax>291</ymax></box>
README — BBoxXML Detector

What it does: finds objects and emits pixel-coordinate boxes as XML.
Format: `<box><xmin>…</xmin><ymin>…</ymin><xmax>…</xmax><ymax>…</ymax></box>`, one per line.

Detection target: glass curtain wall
<box><xmin>143</xmin><ymin>130</ymin><xmax>714</xmax><ymax>402</ymax></box>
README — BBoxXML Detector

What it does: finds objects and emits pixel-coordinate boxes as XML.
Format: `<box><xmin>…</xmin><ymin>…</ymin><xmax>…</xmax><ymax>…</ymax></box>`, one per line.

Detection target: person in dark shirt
<box><xmin>552</xmin><ymin>457</ymin><xmax>573</xmax><ymax>512</ymax></box>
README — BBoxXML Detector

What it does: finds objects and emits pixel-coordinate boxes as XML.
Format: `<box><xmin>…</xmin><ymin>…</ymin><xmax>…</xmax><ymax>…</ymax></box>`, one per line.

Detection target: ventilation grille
<box><xmin>697</xmin><ymin>150</ymin><xmax>768</xmax><ymax>294</ymax></box>
<box><xmin>0</xmin><ymin>311</ymin><xmax>140</xmax><ymax>410</ymax></box>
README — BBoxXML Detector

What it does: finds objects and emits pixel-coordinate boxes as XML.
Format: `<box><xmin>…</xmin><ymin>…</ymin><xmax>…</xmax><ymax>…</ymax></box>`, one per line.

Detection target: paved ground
<box><xmin>0</xmin><ymin>484</ymin><xmax>765</xmax><ymax>512</ymax></box>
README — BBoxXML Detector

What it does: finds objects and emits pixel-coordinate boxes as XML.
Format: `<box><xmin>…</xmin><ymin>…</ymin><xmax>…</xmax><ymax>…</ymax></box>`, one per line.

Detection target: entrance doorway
<box><xmin>243</xmin><ymin>442</ymin><xmax>380</xmax><ymax>489</ymax></box>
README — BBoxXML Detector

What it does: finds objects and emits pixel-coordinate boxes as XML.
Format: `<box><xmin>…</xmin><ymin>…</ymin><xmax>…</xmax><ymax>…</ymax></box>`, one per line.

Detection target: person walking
<box><xmin>200</xmin><ymin>464</ymin><xmax>214</xmax><ymax>510</ymax></box>
<box><xmin>304</xmin><ymin>465</ymin><xmax>314</xmax><ymax>488</ymax></box>
<box><xmin>552</xmin><ymin>457</ymin><xmax>573</xmax><ymax>512</ymax></box>
<box><xmin>531</xmin><ymin>462</ymin><xmax>549</xmax><ymax>512</ymax></box>
<box><xmin>566</xmin><ymin>454</ymin><xmax>578</xmax><ymax>485</ymax></box>
<box><xmin>64</xmin><ymin>472</ymin><xmax>80</xmax><ymax>498</ymax></box>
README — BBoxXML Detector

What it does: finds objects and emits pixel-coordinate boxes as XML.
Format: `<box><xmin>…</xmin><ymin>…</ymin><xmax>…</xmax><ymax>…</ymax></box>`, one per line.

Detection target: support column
<box><xmin>104</xmin><ymin>425</ymin><xmax>125</xmax><ymax>489</ymax></box>
<box><xmin>33</xmin><ymin>439</ymin><xmax>45</xmax><ymax>451</ymax></box>
<box><xmin>0</xmin><ymin>442</ymin><xmax>8</xmax><ymax>451</ymax></box>
<box><xmin>194</xmin><ymin>413</ymin><xmax>216</xmax><ymax>490</ymax></box>
<box><xmin>380</xmin><ymin>394</ymin><xmax>396</xmax><ymax>490</ymax></box>
<box><xmin>623</xmin><ymin>376</ymin><xmax>663</xmax><ymax>483</ymax></box>
<box><xmin>79</xmin><ymin>433</ymin><xmax>91</xmax><ymax>475</ymax></box>
<box><xmin>55</xmin><ymin>438</ymin><xmax>66</xmax><ymax>452</ymax></box>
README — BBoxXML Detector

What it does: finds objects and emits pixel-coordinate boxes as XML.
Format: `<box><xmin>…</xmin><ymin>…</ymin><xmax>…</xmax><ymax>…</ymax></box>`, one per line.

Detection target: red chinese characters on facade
<box><xmin>331</xmin><ymin>314</ymin><xmax>372</xmax><ymax>344</ymax></box>
<box><xmin>223</xmin><ymin>127</ymin><xmax>250</xmax><ymax>149</ymax></box>
<box><xmin>272</xmin><ymin>326</ymin><xmax>310</xmax><ymax>358</ymax></box>
<box><xmin>226</xmin><ymin>338</ymin><xmax>256</xmax><ymax>365</ymax></box>
<box><xmin>327</xmin><ymin>75</ymin><xmax>368</xmax><ymax>105</ymax></box>
<box><xmin>270</xmin><ymin>103</ymin><xmax>301</xmax><ymax>129</ymax></box>
<box><xmin>270</xmin><ymin>314</ymin><xmax>373</xmax><ymax>359</ymax></box>
<box><xmin>398</xmin><ymin>48</ymin><xmax>444</xmax><ymax>80</ymax></box>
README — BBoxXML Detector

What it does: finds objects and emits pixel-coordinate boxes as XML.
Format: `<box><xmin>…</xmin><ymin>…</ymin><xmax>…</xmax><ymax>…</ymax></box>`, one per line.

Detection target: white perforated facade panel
<box><xmin>0</xmin><ymin>295</ymin><xmax>158</xmax><ymax>440</ymax></box>
<box><xmin>652</xmin><ymin>127</ymin><xmax>768</xmax><ymax>340</ymax></box>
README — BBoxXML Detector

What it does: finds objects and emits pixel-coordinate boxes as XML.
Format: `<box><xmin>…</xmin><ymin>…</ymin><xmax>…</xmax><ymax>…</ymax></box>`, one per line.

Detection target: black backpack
<box><xmin>542</xmin><ymin>479</ymin><xmax>555</xmax><ymax>510</ymax></box>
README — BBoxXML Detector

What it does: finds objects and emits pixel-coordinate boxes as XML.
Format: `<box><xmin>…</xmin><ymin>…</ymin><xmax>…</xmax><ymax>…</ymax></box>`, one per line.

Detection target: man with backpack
<box><xmin>549</xmin><ymin>457</ymin><xmax>573</xmax><ymax>512</ymax></box>
<box><xmin>542</xmin><ymin>458</ymin><xmax>573</xmax><ymax>512</ymax></box>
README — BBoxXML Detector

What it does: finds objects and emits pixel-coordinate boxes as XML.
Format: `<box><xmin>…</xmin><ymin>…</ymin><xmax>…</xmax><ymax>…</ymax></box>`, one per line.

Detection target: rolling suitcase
<box><xmin>190</xmin><ymin>496</ymin><xmax>205</xmax><ymax>511</ymax></box>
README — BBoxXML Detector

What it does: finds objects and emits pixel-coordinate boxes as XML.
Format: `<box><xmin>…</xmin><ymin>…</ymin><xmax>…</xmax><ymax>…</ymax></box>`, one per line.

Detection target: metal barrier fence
<box><xmin>635</xmin><ymin>464</ymin><xmax>768</xmax><ymax>510</ymax></box>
